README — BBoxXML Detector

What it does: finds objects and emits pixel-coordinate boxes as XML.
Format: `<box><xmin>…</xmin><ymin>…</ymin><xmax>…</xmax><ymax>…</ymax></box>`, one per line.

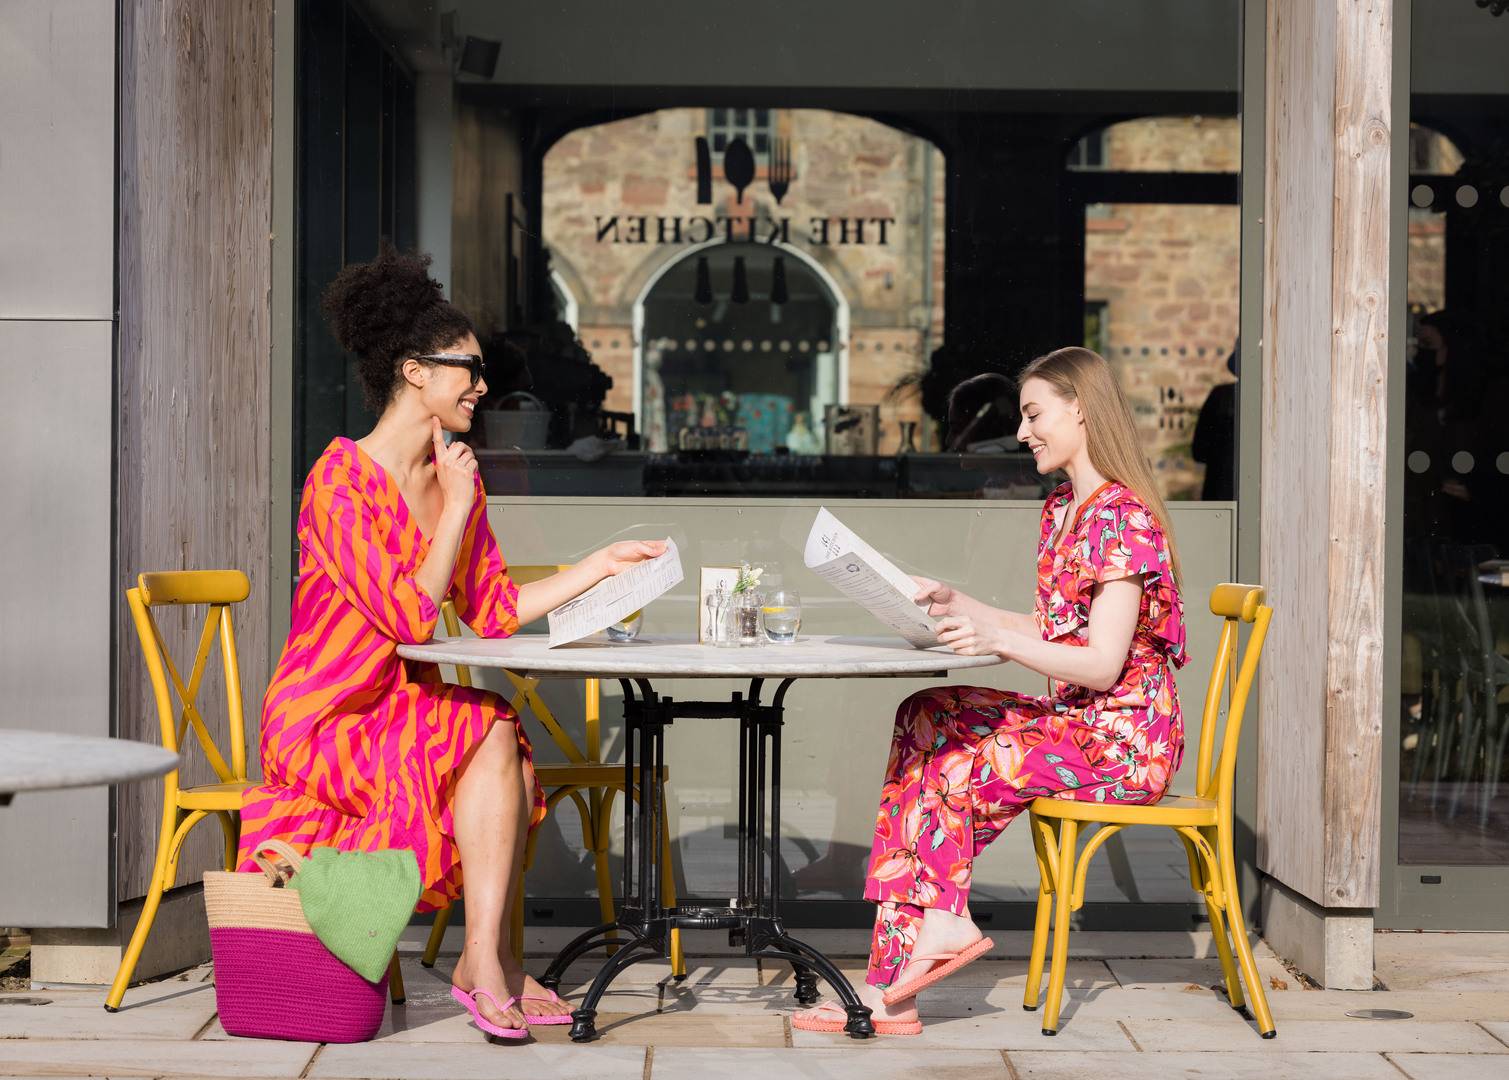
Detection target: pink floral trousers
<box><xmin>861</xmin><ymin>683</ymin><xmax>1179</xmax><ymax>988</ymax></box>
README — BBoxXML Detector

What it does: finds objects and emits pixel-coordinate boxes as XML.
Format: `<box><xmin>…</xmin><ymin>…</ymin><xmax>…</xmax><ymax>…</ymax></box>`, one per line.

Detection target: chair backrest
<box><xmin>439</xmin><ymin>564</ymin><xmax>603</xmax><ymax>764</ymax></box>
<box><xmin>125</xmin><ymin>570</ymin><xmax>252</xmax><ymax>786</ymax></box>
<box><xmin>1192</xmin><ymin>583</ymin><xmax>1273</xmax><ymax>817</ymax></box>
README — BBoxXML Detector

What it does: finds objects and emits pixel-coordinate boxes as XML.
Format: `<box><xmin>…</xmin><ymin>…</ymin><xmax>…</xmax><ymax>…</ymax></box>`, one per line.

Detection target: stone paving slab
<box><xmin>792</xmin><ymin>1013</ymin><xmax>1135</xmax><ymax>1050</ymax></box>
<box><xmin>308</xmin><ymin>1040</ymin><xmax>646</xmax><ymax>1079</ymax></box>
<box><xmin>1376</xmin><ymin>933</ymin><xmax>1509</xmax><ymax>991</ymax></box>
<box><xmin>650</xmin><ymin>1046</ymin><xmax>1012</xmax><ymax>1079</ymax></box>
<box><xmin>923</xmin><ymin>983</ymin><xmax>1247</xmax><ymax>1021</ymax></box>
<box><xmin>532</xmin><ymin>1010</ymin><xmax>788</xmax><ymax>1047</ymax></box>
<box><xmin>1104</xmin><ymin>955</ymin><xmax>1296</xmax><ymax>992</ymax></box>
<box><xmin>1388</xmin><ymin>1051</ymin><xmax>1509</xmax><ymax>1079</ymax></box>
<box><xmin>0</xmin><ymin>983</ymin><xmax>216</xmax><ymax>1041</ymax></box>
<box><xmin>1266</xmin><ymin>989</ymin><xmax>1509</xmax><ymax>1022</ymax></box>
<box><xmin>1124</xmin><ymin>1017</ymin><xmax>1509</xmax><ymax>1053</ymax></box>
<box><xmin>0</xmin><ymin>1037</ymin><xmax>316</xmax><ymax>1078</ymax></box>
<box><xmin>1008</xmin><ymin>1050</ymin><xmax>1406</xmax><ymax>1079</ymax></box>
<box><xmin>1483</xmin><ymin>1021</ymin><xmax>1509</xmax><ymax>1047</ymax></box>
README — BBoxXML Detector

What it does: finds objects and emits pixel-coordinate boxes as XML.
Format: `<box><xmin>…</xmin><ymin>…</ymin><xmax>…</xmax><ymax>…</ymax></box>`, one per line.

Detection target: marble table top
<box><xmin>398</xmin><ymin>633</ymin><xmax>1003</xmax><ymax>680</ymax></box>
<box><xmin>0</xmin><ymin>730</ymin><xmax>179</xmax><ymax>797</ymax></box>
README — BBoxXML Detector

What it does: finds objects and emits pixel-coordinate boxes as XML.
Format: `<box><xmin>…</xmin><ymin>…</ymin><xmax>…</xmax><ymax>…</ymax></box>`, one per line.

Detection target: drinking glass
<box><xmin>606</xmin><ymin>609</ymin><xmax>643</xmax><ymax>642</ymax></box>
<box><xmin>762</xmin><ymin>589</ymin><xmax>802</xmax><ymax>643</ymax></box>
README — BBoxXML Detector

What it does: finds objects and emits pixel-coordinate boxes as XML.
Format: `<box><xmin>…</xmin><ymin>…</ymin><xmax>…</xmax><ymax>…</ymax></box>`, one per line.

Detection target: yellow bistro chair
<box><xmin>420</xmin><ymin>567</ymin><xmax>684</xmax><ymax>976</ymax></box>
<box><xmin>107</xmin><ymin>570</ymin><xmax>406</xmax><ymax>1011</ymax></box>
<box><xmin>1023</xmin><ymin>583</ymin><xmax>1275</xmax><ymax>1039</ymax></box>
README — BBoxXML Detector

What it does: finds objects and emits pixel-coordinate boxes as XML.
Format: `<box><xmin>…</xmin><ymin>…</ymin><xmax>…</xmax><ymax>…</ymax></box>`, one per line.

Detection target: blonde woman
<box><xmin>795</xmin><ymin>347</ymin><xmax>1187</xmax><ymax>1035</ymax></box>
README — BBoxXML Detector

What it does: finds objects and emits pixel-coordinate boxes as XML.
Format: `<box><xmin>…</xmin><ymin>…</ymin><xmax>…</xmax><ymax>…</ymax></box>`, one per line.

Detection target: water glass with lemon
<box><xmin>762</xmin><ymin>589</ymin><xmax>802</xmax><ymax>644</ymax></box>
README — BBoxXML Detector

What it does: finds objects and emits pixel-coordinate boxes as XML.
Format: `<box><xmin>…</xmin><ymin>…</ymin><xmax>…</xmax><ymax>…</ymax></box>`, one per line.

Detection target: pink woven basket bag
<box><xmin>203</xmin><ymin>840</ymin><xmax>387</xmax><ymax>1043</ymax></box>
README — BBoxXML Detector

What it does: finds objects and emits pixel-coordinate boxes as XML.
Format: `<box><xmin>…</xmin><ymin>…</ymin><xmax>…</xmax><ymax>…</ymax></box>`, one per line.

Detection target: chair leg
<box><xmin>1217</xmin><ymin>826</ymin><xmax>1275</xmax><ymax>1038</ymax></box>
<box><xmin>1023</xmin><ymin>814</ymin><xmax>1055</xmax><ymax>1011</ymax></box>
<box><xmin>659</xmin><ymin>782</ymin><xmax>685</xmax><ymax>978</ymax></box>
<box><xmin>105</xmin><ymin>808</ymin><xmax>180</xmax><ymax>1011</ymax></box>
<box><xmin>1041</xmin><ymin>819</ymin><xmax>1078</xmax><ymax>1035</ymax></box>
<box><xmin>1204</xmin><ymin>895</ymin><xmax>1246</xmax><ymax>1011</ymax></box>
<box><xmin>388</xmin><ymin>951</ymin><xmax>406</xmax><ymax>1005</ymax></box>
<box><xmin>215</xmin><ymin>811</ymin><xmax>239</xmax><ymax>872</ymax></box>
<box><xmin>421</xmin><ymin>905</ymin><xmax>451</xmax><ymax>968</ymax></box>
<box><xmin>596</xmin><ymin>788</ymin><xmax>621</xmax><ymax>956</ymax></box>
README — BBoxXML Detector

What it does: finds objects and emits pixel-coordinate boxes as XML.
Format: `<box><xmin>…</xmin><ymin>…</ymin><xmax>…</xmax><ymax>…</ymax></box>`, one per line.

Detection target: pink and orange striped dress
<box><xmin>238</xmin><ymin>437</ymin><xmax>545</xmax><ymax>911</ymax></box>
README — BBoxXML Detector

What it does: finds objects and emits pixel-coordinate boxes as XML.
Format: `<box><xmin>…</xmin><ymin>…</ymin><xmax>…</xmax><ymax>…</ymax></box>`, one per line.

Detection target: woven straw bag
<box><xmin>203</xmin><ymin>840</ymin><xmax>387</xmax><ymax>1043</ymax></box>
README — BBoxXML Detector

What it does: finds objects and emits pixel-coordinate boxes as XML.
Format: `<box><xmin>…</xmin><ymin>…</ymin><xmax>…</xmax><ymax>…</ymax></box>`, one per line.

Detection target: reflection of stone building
<box><xmin>543</xmin><ymin>108</ymin><xmax>945</xmax><ymax>454</ymax></box>
<box><xmin>547</xmin><ymin>110</ymin><xmax>1247</xmax><ymax>495</ymax></box>
<box><xmin>1084</xmin><ymin>117</ymin><xmax>1241</xmax><ymax>499</ymax></box>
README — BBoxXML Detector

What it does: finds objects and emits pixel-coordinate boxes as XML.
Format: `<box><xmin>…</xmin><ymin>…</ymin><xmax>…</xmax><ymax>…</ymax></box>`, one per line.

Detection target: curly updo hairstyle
<box><xmin>321</xmin><ymin>243</ymin><xmax>476</xmax><ymax>413</ymax></box>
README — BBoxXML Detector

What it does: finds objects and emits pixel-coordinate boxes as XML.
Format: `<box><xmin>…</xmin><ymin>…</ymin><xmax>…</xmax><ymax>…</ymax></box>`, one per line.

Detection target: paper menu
<box><xmin>803</xmin><ymin>508</ymin><xmax>938</xmax><ymax>648</ymax></box>
<box><xmin>546</xmin><ymin>539</ymin><xmax>684</xmax><ymax>647</ymax></box>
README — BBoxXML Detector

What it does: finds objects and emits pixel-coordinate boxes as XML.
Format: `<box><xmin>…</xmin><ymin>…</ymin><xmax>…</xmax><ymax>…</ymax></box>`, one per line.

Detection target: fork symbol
<box><xmin>767</xmin><ymin>137</ymin><xmax>792</xmax><ymax>205</ymax></box>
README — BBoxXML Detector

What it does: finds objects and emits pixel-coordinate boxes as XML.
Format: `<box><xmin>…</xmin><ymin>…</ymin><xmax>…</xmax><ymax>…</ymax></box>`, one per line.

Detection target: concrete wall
<box><xmin>0</xmin><ymin>0</ymin><xmax>117</xmax><ymax>929</ymax></box>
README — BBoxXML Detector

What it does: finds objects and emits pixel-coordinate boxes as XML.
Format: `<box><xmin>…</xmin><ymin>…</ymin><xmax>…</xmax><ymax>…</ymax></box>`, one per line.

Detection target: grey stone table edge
<box><xmin>397</xmin><ymin>633</ymin><xmax>1004</xmax><ymax>679</ymax></box>
<box><xmin>0</xmin><ymin>730</ymin><xmax>180</xmax><ymax>796</ymax></box>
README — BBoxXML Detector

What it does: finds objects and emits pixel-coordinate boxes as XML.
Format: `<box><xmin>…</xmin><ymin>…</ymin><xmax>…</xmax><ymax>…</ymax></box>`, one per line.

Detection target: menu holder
<box><xmin>698</xmin><ymin>566</ymin><xmax>740</xmax><ymax>642</ymax></box>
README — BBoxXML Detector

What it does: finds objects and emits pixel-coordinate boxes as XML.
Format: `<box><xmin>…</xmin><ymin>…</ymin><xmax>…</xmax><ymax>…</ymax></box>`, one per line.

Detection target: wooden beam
<box><xmin>116</xmin><ymin>0</ymin><xmax>274</xmax><ymax>901</ymax></box>
<box><xmin>1258</xmin><ymin>0</ymin><xmax>1390</xmax><ymax>911</ymax></box>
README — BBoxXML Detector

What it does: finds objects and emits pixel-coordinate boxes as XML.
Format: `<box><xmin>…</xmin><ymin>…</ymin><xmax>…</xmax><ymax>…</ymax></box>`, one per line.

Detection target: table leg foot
<box><xmin>844</xmin><ymin>1005</ymin><xmax>875</xmax><ymax>1038</ymax></box>
<box><xmin>568</xmin><ymin>1008</ymin><xmax>598</xmax><ymax>1043</ymax></box>
<box><xmin>793</xmin><ymin>969</ymin><xmax>820</xmax><ymax>1005</ymax></box>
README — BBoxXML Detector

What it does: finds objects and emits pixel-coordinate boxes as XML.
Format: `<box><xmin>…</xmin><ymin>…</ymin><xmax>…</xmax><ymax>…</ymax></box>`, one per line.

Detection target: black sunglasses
<box><xmin>415</xmin><ymin>352</ymin><xmax>484</xmax><ymax>387</ymax></box>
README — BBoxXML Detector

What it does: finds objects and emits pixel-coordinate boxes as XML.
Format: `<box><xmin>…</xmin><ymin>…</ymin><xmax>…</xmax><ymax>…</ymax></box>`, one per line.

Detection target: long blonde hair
<box><xmin>1018</xmin><ymin>347</ymin><xmax>1183</xmax><ymax>586</ymax></box>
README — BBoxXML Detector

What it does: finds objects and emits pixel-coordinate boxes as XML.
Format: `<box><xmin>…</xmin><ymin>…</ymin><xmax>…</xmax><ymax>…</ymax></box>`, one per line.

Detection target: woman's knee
<box><xmin>483</xmin><ymin>717</ymin><xmax>521</xmax><ymax>762</ymax></box>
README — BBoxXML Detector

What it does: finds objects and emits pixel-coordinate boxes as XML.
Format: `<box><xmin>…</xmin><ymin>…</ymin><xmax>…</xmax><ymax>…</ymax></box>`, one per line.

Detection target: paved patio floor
<box><xmin>2</xmin><ymin>928</ymin><xmax>1508</xmax><ymax>1078</ymax></box>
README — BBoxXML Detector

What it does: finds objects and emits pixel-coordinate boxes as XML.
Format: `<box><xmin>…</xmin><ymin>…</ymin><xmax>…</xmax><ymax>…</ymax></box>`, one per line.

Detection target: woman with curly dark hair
<box><xmin>238</xmin><ymin>245</ymin><xmax>664</xmax><ymax>1040</ymax></box>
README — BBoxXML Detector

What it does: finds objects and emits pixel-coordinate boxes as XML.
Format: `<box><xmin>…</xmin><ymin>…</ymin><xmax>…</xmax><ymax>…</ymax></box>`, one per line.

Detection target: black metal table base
<box><xmin>538</xmin><ymin>677</ymin><xmax>874</xmax><ymax>1041</ymax></box>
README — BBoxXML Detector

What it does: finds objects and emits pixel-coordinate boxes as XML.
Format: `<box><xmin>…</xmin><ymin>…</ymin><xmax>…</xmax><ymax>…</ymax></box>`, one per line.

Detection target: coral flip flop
<box><xmin>521</xmin><ymin>990</ymin><xmax>574</xmax><ymax>1026</ymax></box>
<box><xmin>451</xmin><ymin>985</ymin><xmax>529</xmax><ymax>1040</ymax></box>
<box><xmin>791</xmin><ymin>1000</ymin><xmax>922</xmax><ymax>1036</ymax></box>
<box><xmin>880</xmin><ymin>936</ymin><xmax>995</xmax><ymax>1006</ymax></box>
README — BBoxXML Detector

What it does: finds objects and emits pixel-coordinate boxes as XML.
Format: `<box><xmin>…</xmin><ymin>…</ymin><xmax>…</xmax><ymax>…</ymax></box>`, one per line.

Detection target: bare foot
<box><xmin>892</xmin><ymin>907</ymin><xmax>985</xmax><ymax>990</ymax></box>
<box><xmin>453</xmin><ymin>950</ymin><xmax>526</xmax><ymax>1032</ymax></box>
<box><xmin>795</xmin><ymin>980</ymin><xmax>917</xmax><ymax>1026</ymax></box>
<box><xmin>500</xmin><ymin>953</ymin><xmax>571</xmax><ymax>1020</ymax></box>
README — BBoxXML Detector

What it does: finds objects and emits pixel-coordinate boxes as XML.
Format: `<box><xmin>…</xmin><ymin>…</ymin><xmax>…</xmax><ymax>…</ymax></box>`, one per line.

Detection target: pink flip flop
<box><xmin>451</xmin><ymin>985</ymin><xmax>529</xmax><ymax>1040</ymax></box>
<box><xmin>521</xmin><ymin>990</ymin><xmax>574</xmax><ymax>1025</ymax></box>
<box><xmin>791</xmin><ymin>1000</ymin><xmax>921</xmax><ymax>1036</ymax></box>
<box><xmin>880</xmin><ymin>936</ymin><xmax>995</xmax><ymax>1006</ymax></box>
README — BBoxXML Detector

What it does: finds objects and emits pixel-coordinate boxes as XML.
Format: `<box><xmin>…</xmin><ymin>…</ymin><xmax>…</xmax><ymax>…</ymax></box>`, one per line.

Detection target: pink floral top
<box><xmin>1034</xmin><ymin>480</ymin><xmax>1188</xmax><ymax>774</ymax></box>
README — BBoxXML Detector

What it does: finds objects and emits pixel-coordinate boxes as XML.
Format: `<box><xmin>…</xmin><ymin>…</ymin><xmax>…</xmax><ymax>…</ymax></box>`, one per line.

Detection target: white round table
<box><xmin>398</xmin><ymin>633</ymin><xmax>1001</xmax><ymax>1040</ymax></box>
<box><xmin>0</xmin><ymin>730</ymin><xmax>179</xmax><ymax>806</ymax></box>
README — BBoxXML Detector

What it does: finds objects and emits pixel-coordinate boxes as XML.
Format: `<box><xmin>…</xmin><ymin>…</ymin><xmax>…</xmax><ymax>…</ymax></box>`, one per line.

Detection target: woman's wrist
<box><xmin>585</xmin><ymin>548</ymin><xmax>613</xmax><ymax>583</ymax></box>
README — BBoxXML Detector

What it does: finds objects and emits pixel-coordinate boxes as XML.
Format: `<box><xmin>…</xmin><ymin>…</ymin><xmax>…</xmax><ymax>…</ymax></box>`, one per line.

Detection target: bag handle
<box><xmin>250</xmin><ymin>839</ymin><xmax>306</xmax><ymax>887</ymax></box>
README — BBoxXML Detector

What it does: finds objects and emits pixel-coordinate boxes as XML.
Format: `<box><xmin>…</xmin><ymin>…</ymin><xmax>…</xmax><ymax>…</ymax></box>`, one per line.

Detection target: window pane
<box><xmin>1397</xmin><ymin>5</ymin><xmax>1509</xmax><ymax>867</ymax></box>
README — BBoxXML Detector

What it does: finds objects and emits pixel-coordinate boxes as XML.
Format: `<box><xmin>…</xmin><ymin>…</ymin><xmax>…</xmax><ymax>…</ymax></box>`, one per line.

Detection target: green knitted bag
<box><xmin>288</xmin><ymin>848</ymin><xmax>421</xmax><ymax>983</ymax></box>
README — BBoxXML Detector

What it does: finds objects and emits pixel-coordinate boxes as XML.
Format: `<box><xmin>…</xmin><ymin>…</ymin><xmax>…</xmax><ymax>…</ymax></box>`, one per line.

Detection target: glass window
<box><xmin>707</xmin><ymin>106</ymin><xmax>772</xmax><ymax>158</ymax></box>
<box><xmin>1397</xmin><ymin>5</ymin><xmax>1509</xmax><ymax>867</ymax></box>
<box><xmin>289</xmin><ymin>0</ymin><xmax>1247</xmax><ymax>917</ymax></box>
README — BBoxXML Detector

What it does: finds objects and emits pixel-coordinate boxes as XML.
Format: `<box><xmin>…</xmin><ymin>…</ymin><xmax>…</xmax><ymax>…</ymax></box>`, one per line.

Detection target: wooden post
<box><xmin>29</xmin><ymin>1</ymin><xmax>273</xmax><ymax>987</ymax></box>
<box><xmin>1258</xmin><ymin>0</ymin><xmax>1392</xmax><ymax>989</ymax></box>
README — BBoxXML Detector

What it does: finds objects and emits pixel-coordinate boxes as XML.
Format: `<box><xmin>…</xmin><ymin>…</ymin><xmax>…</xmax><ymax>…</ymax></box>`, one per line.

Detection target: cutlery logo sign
<box><xmin>591</xmin><ymin>134</ymin><xmax>895</xmax><ymax>247</ymax></box>
<box><xmin>696</xmin><ymin>135</ymin><xmax>793</xmax><ymax>205</ymax></box>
